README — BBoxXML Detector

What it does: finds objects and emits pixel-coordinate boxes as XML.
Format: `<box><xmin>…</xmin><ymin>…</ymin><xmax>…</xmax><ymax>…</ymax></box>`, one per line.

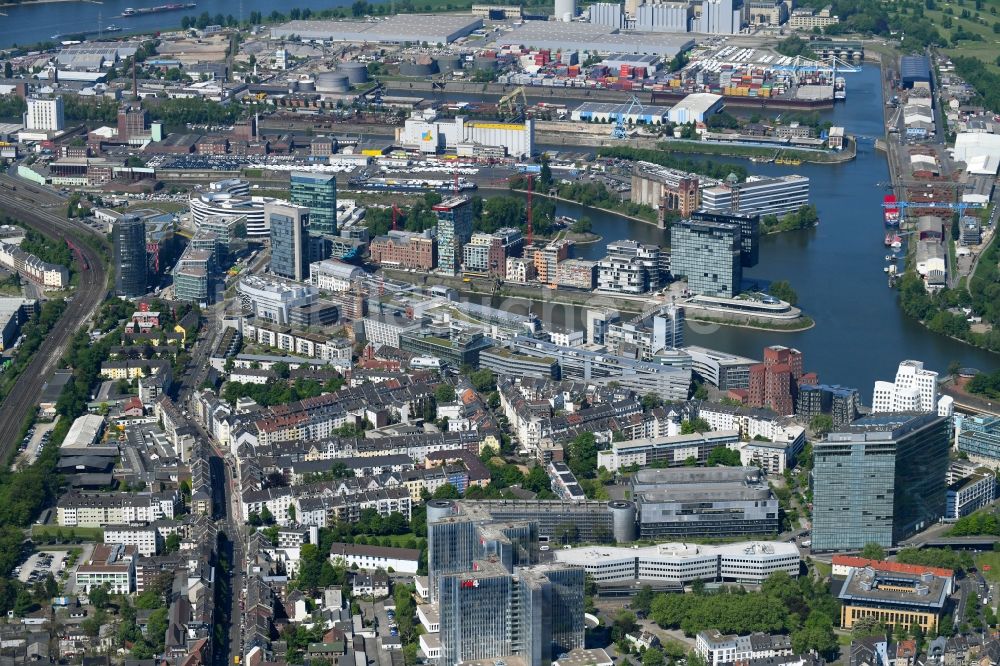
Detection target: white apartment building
<box><xmin>506</xmin><ymin>257</ymin><xmax>535</xmax><ymax>284</ymax></box>
<box><xmin>695</xmin><ymin>631</ymin><xmax>793</xmax><ymax>666</ymax></box>
<box><xmin>103</xmin><ymin>525</ymin><xmax>159</xmax><ymax>557</ymax></box>
<box><xmin>329</xmin><ymin>542</ymin><xmax>420</xmax><ymax>574</ymax></box>
<box><xmin>25</xmin><ymin>96</ymin><xmax>64</xmax><ymax>132</ymax></box>
<box><xmin>872</xmin><ymin>359</ymin><xmax>939</xmax><ymax>414</ymax></box>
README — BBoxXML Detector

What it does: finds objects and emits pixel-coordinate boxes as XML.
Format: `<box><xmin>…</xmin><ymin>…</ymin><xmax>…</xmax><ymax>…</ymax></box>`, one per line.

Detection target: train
<box><xmin>65</xmin><ymin>240</ymin><xmax>90</xmax><ymax>271</ymax></box>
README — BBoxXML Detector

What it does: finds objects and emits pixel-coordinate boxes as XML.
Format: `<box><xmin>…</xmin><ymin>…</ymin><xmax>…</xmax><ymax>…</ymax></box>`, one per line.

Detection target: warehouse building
<box><xmin>398</xmin><ymin>112</ymin><xmax>534</xmax><ymax>158</ymax></box>
<box><xmin>667</xmin><ymin>92</ymin><xmax>724</xmax><ymax>124</ymax></box>
<box><xmin>491</xmin><ymin>21</ymin><xmax>694</xmax><ymax>56</ymax></box>
<box><xmin>571</xmin><ymin>102</ymin><xmax>671</xmax><ymax>125</ymax></box>
<box><xmin>270</xmin><ymin>14</ymin><xmax>483</xmax><ymax>45</ymax></box>
<box><xmin>900</xmin><ymin>54</ymin><xmax>932</xmax><ymax>90</ymax></box>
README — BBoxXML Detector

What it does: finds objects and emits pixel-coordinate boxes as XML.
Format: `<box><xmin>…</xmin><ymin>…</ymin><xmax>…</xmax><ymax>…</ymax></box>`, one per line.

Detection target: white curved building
<box><xmin>190</xmin><ymin>192</ymin><xmax>290</xmax><ymax>238</ymax></box>
<box><xmin>554</xmin><ymin>541</ymin><xmax>800</xmax><ymax>585</ymax></box>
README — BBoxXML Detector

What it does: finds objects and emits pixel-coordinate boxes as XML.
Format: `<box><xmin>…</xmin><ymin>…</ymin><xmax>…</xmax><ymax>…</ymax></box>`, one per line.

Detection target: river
<box><xmin>484</xmin><ymin>66</ymin><xmax>998</xmax><ymax>394</ymax></box>
<box><xmin>0</xmin><ymin>0</ymin><xmax>356</xmax><ymax>47</ymax></box>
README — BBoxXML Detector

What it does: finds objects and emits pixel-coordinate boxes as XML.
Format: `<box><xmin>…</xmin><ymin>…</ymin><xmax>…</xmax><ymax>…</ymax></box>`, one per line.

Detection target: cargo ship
<box><xmin>883</xmin><ymin>195</ymin><xmax>900</xmax><ymax>226</ymax></box>
<box><xmin>121</xmin><ymin>3</ymin><xmax>196</xmax><ymax>17</ymax></box>
<box><xmin>834</xmin><ymin>77</ymin><xmax>846</xmax><ymax>100</ymax></box>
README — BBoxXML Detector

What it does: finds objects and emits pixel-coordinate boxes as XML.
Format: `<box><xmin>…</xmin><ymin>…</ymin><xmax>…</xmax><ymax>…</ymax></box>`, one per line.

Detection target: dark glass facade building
<box><xmin>113</xmin><ymin>214</ymin><xmax>147</xmax><ymax>297</ymax></box>
<box><xmin>267</xmin><ymin>202</ymin><xmax>310</xmax><ymax>281</ymax></box>
<box><xmin>812</xmin><ymin>412</ymin><xmax>949</xmax><ymax>551</ymax></box>
<box><xmin>669</xmin><ymin>218</ymin><xmax>742</xmax><ymax>297</ymax></box>
<box><xmin>291</xmin><ymin>172</ymin><xmax>338</xmax><ymax>236</ymax></box>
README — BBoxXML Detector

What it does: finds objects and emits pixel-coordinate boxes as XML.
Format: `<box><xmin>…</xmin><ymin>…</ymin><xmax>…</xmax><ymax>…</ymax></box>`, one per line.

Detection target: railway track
<box><xmin>0</xmin><ymin>175</ymin><xmax>108</xmax><ymax>463</ymax></box>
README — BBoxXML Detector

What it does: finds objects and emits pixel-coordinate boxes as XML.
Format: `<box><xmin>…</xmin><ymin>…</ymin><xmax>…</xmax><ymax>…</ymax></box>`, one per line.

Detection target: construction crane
<box><xmin>526</xmin><ymin>173</ymin><xmax>534</xmax><ymax>247</ymax></box>
<box><xmin>882</xmin><ymin>199</ymin><xmax>987</xmax><ymax>219</ymax></box>
<box><xmin>612</xmin><ymin>95</ymin><xmax>644</xmax><ymax>140</ymax></box>
<box><xmin>391</xmin><ymin>203</ymin><xmax>402</xmax><ymax>231</ymax></box>
<box><xmin>498</xmin><ymin>86</ymin><xmax>529</xmax><ymax>121</ymax></box>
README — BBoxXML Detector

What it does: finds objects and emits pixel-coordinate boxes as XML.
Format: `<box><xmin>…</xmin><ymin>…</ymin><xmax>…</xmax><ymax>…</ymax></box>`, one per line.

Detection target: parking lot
<box><xmin>16</xmin><ymin>549</ymin><xmax>70</xmax><ymax>585</ymax></box>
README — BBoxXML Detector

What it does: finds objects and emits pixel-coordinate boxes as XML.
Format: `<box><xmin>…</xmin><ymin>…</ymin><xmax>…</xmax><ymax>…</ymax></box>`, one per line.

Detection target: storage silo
<box><xmin>555</xmin><ymin>0</ymin><xmax>576</xmax><ymax>21</ymax></box>
<box><xmin>399</xmin><ymin>56</ymin><xmax>438</xmax><ymax>77</ymax></box>
<box><xmin>337</xmin><ymin>61</ymin><xmax>369</xmax><ymax>84</ymax></box>
<box><xmin>435</xmin><ymin>54</ymin><xmax>463</xmax><ymax>74</ymax></box>
<box><xmin>315</xmin><ymin>71</ymin><xmax>351</xmax><ymax>93</ymax></box>
<box><xmin>298</xmin><ymin>76</ymin><xmax>316</xmax><ymax>92</ymax></box>
<box><xmin>607</xmin><ymin>500</ymin><xmax>637</xmax><ymax>543</ymax></box>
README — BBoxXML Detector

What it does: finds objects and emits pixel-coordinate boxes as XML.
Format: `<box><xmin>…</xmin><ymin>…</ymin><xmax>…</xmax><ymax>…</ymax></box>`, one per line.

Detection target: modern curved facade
<box><xmin>190</xmin><ymin>192</ymin><xmax>289</xmax><ymax>238</ymax></box>
<box><xmin>113</xmin><ymin>214</ymin><xmax>147</xmax><ymax>297</ymax></box>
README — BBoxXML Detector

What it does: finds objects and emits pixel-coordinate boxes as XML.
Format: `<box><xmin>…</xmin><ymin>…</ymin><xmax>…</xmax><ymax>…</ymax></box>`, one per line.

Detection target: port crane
<box><xmin>612</xmin><ymin>94</ymin><xmax>645</xmax><ymax>140</ymax></box>
<box><xmin>770</xmin><ymin>55</ymin><xmax>862</xmax><ymax>75</ymax></box>
<box><xmin>882</xmin><ymin>199</ymin><xmax>987</xmax><ymax>219</ymax></box>
<box><xmin>498</xmin><ymin>86</ymin><xmax>529</xmax><ymax>121</ymax></box>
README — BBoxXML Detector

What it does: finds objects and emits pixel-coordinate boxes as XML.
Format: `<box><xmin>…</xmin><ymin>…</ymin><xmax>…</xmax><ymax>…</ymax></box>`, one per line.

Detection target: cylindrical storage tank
<box><xmin>337</xmin><ymin>61</ymin><xmax>369</xmax><ymax>84</ymax></box>
<box><xmin>608</xmin><ymin>500</ymin><xmax>636</xmax><ymax>543</ymax></box>
<box><xmin>315</xmin><ymin>71</ymin><xmax>350</xmax><ymax>93</ymax></box>
<box><xmin>399</xmin><ymin>60</ymin><xmax>437</xmax><ymax>77</ymax></box>
<box><xmin>298</xmin><ymin>77</ymin><xmax>316</xmax><ymax>92</ymax></box>
<box><xmin>473</xmin><ymin>55</ymin><xmax>497</xmax><ymax>71</ymax></box>
<box><xmin>426</xmin><ymin>499</ymin><xmax>458</xmax><ymax>523</ymax></box>
<box><xmin>435</xmin><ymin>55</ymin><xmax>463</xmax><ymax>74</ymax></box>
<box><xmin>555</xmin><ymin>0</ymin><xmax>575</xmax><ymax>20</ymax></box>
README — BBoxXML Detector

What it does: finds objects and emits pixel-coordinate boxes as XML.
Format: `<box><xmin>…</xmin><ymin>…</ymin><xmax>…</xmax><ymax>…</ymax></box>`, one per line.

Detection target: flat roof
<box><xmin>838</xmin><ymin>567</ymin><xmax>949</xmax><ymax>610</ymax></box>
<box><xmin>270</xmin><ymin>14</ymin><xmax>483</xmax><ymax>44</ymax></box>
<box><xmin>492</xmin><ymin>22</ymin><xmax>694</xmax><ymax>56</ymax></box>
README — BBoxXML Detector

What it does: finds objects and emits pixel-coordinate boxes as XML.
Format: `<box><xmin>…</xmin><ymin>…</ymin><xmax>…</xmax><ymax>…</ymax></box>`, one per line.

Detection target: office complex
<box><xmin>957</xmin><ymin>415</ymin><xmax>1000</xmax><ymax>465</ymax></box>
<box><xmin>438</xmin><ymin>560</ymin><xmax>584</xmax><ymax>666</ymax></box>
<box><xmin>267</xmin><ymin>202</ymin><xmax>310</xmax><ymax>281</ymax></box>
<box><xmin>872</xmin><ymin>360</ymin><xmax>939</xmax><ymax>414</ymax></box>
<box><xmin>685</xmin><ymin>345</ymin><xmax>757</xmax><ymax>390</ymax></box>
<box><xmin>796</xmin><ymin>383</ymin><xmax>860</xmax><ymax>427</ymax></box>
<box><xmin>290</xmin><ymin>172</ymin><xmax>338</xmax><ymax>236</ymax></box>
<box><xmin>691</xmin><ymin>210</ymin><xmax>760</xmax><ymax>268</ymax></box>
<box><xmin>669</xmin><ymin>218</ymin><xmax>742</xmax><ymax>297</ymax></box>
<box><xmin>630</xmin><ymin>467</ymin><xmax>780</xmax><ymax>539</ymax></box>
<box><xmin>556</xmin><ymin>540</ymin><xmax>799</xmax><ymax>587</ymax></box>
<box><xmin>811</xmin><ymin>413</ymin><xmax>950</xmax><ymax>551</ymax></box>
<box><xmin>837</xmin><ymin>567</ymin><xmax>948</xmax><ymax>632</ymax></box>
<box><xmin>426</xmin><ymin>501</ymin><xmax>584</xmax><ymax>666</ymax></box>
<box><xmin>25</xmin><ymin>96</ymin><xmax>64</xmax><ymax>132</ymax></box>
<box><xmin>113</xmin><ymin>214</ymin><xmax>148</xmax><ymax>298</ymax></box>
<box><xmin>605</xmin><ymin>304</ymin><xmax>685</xmax><ymax>359</ymax></box>
<box><xmin>435</xmin><ymin>197</ymin><xmax>474</xmax><ymax>275</ymax></box>
<box><xmin>596</xmin><ymin>430</ymin><xmax>741</xmax><ymax>473</ymax></box>
<box><xmin>700</xmin><ymin>175</ymin><xmax>810</xmax><ymax>218</ymax></box>
<box><xmin>945</xmin><ymin>469</ymin><xmax>996</xmax><ymax>521</ymax></box>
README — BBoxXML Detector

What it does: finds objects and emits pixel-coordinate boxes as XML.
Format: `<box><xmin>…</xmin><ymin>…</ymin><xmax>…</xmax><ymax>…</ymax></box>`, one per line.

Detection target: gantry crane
<box><xmin>498</xmin><ymin>86</ymin><xmax>529</xmax><ymax>121</ymax></box>
<box><xmin>612</xmin><ymin>94</ymin><xmax>645</xmax><ymax>140</ymax></box>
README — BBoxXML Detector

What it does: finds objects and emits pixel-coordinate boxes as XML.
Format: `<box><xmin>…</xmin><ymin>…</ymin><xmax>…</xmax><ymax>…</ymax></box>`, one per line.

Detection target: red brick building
<box><xmin>370</xmin><ymin>230</ymin><xmax>436</xmax><ymax>271</ymax></box>
<box><xmin>747</xmin><ymin>345</ymin><xmax>811</xmax><ymax>416</ymax></box>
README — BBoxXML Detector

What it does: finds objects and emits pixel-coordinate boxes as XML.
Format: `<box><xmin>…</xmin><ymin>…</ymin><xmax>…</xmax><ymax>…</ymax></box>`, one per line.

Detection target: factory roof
<box><xmin>492</xmin><ymin>22</ymin><xmax>694</xmax><ymax>56</ymax></box>
<box><xmin>670</xmin><ymin>92</ymin><xmax>723</xmax><ymax>116</ymax></box>
<box><xmin>573</xmin><ymin>101</ymin><xmax>672</xmax><ymax>117</ymax></box>
<box><xmin>900</xmin><ymin>54</ymin><xmax>932</xmax><ymax>81</ymax></box>
<box><xmin>270</xmin><ymin>14</ymin><xmax>484</xmax><ymax>44</ymax></box>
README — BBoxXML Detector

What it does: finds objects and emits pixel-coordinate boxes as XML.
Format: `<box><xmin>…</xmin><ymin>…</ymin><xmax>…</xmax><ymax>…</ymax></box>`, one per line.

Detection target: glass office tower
<box><xmin>434</xmin><ymin>197</ymin><xmax>474</xmax><ymax>275</ymax></box>
<box><xmin>291</xmin><ymin>172</ymin><xmax>338</xmax><ymax>236</ymax></box>
<box><xmin>113</xmin><ymin>214</ymin><xmax>147</xmax><ymax>297</ymax></box>
<box><xmin>669</xmin><ymin>218</ymin><xmax>742</xmax><ymax>297</ymax></box>
<box><xmin>812</xmin><ymin>412</ymin><xmax>949</xmax><ymax>551</ymax></box>
<box><xmin>266</xmin><ymin>202</ymin><xmax>310</xmax><ymax>281</ymax></box>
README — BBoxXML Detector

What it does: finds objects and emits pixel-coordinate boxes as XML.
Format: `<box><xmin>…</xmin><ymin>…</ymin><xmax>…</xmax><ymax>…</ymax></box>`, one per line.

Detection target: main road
<box><xmin>0</xmin><ymin>173</ymin><xmax>108</xmax><ymax>462</ymax></box>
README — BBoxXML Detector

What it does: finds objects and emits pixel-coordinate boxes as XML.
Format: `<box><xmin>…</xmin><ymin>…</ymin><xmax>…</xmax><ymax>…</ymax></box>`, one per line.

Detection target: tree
<box><xmin>706</xmin><ymin>446</ymin><xmax>741</xmax><ymax>466</ymax></box>
<box><xmin>288</xmin><ymin>504</ymin><xmax>297</xmax><ymax>522</ymax></box>
<box><xmin>434</xmin><ymin>384</ymin><xmax>457</xmax><ymax>404</ymax></box>
<box><xmin>432</xmin><ymin>483</ymin><xmax>461</xmax><ymax>500</ymax></box>
<box><xmin>809</xmin><ymin>414</ymin><xmax>834</xmax><ymax>436</ymax></box>
<box><xmin>769</xmin><ymin>280</ymin><xmax>799</xmax><ymax>306</ymax></box>
<box><xmin>469</xmin><ymin>368</ymin><xmax>496</xmax><ymax>393</ymax></box>
<box><xmin>88</xmin><ymin>584</ymin><xmax>110</xmax><ymax>610</ymax></box>
<box><xmin>165</xmin><ymin>533</ymin><xmax>181</xmax><ymax>553</ymax></box>
<box><xmin>792</xmin><ymin>612</ymin><xmax>837</xmax><ymax>657</ymax></box>
<box><xmin>681</xmin><ymin>418</ymin><xmax>711</xmax><ymax>434</ymax></box>
<box><xmin>3</xmin><ymin>62</ymin><xmax>11</xmax><ymax>79</ymax></box>
<box><xmin>260</xmin><ymin>506</ymin><xmax>275</xmax><ymax>525</ymax></box>
<box><xmin>567</xmin><ymin>432</ymin><xmax>598</xmax><ymax>479</ymax></box>
<box><xmin>641</xmin><ymin>393</ymin><xmax>664</xmax><ymax>411</ymax></box>
<box><xmin>860</xmin><ymin>543</ymin><xmax>886</xmax><ymax>561</ymax></box>
<box><xmin>642</xmin><ymin>648</ymin><xmax>666</xmax><ymax>666</ymax></box>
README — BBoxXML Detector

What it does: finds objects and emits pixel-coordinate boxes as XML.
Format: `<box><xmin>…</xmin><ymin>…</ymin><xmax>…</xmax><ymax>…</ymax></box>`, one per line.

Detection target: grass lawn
<box><xmin>976</xmin><ymin>551</ymin><xmax>1000</xmax><ymax>583</ymax></box>
<box><xmin>814</xmin><ymin>560</ymin><xmax>832</xmax><ymax>578</ymax></box>
<box><xmin>898</xmin><ymin>2</ymin><xmax>1000</xmax><ymax>73</ymax></box>
<box><xmin>31</xmin><ymin>525</ymin><xmax>102</xmax><ymax>541</ymax></box>
<box><xmin>380</xmin><ymin>533</ymin><xmax>426</xmax><ymax>549</ymax></box>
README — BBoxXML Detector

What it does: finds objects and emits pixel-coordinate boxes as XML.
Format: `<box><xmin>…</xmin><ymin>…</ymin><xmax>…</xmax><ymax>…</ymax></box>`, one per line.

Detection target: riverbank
<box><xmin>503</xmin><ymin>187</ymin><xmax>657</xmax><ymax>227</ymax></box>
<box><xmin>686</xmin><ymin>313</ymin><xmax>816</xmax><ymax>333</ymax></box>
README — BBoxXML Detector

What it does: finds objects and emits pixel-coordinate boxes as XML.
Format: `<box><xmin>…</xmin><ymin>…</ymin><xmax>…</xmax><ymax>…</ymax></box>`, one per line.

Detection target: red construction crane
<box><xmin>391</xmin><ymin>203</ymin><xmax>402</xmax><ymax>231</ymax></box>
<box><xmin>453</xmin><ymin>171</ymin><xmax>459</xmax><ymax>195</ymax></box>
